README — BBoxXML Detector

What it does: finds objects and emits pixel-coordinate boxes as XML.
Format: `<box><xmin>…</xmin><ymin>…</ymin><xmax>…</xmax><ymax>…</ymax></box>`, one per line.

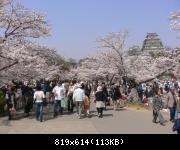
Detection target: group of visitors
<box><xmin>151</xmin><ymin>81</ymin><xmax>180</xmax><ymax>134</ymax></box>
<box><xmin>0</xmin><ymin>78</ymin><xmax>180</xmax><ymax>134</ymax></box>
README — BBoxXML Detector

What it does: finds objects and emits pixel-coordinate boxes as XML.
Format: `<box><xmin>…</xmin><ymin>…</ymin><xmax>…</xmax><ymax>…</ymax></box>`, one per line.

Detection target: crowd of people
<box><xmin>0</xmin><ymin>78</ymin><xmax>180</xmax><ymax>134</ymax></box>
<box><xmin>0</xmin><ymin>80</ymin><xmax>125</xmax><ymax>121</ymax></box>
<box><xmin>150</xmin><ymin>80</ymin><xmax>180</xmax><ymax>134</ymax></box>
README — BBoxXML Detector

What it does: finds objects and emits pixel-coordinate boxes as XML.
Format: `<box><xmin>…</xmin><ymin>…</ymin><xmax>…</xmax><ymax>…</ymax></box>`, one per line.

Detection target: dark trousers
<box><xmin>25</xmin><ymin>101</ymin><xmax>33</xmax><ymax>115</ymax></box>
<box><xmin>97</xmin><ymin>108</ymin><xmax>103</xmax><ymax>116</ymax></box>
<box><xmin>54</xmin><ymin>100</ymin><xmax>62</xmax><ymax>116</ymax></box>
<box><xmin>67</xmin><ymin>95</ymin><xmax>73</xmax><ymax>112</ymax></box>
<box><xmin>169</xmin><ymin>107</ymin><xmax>176</xmax><ymax>121</ymax></box>
<box><xmin>153</xmin><ymin>110</ymin><xmax>165</xmax><ymax>124</ymax></box>
<box><xmin>139</xmin><ymin>93</ymin><xmax>143</xmax><ymax>103</ymax></box>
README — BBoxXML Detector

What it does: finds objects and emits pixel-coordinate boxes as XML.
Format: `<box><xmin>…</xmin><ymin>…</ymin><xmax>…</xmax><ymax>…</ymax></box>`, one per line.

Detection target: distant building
<box><xmin>142</xmin><ymin>33</ymin><xmax>164</xmax><ymax>52</ymax></box>
<box><xmin>127</xmin><ymin>45</ymin><xmax>142</xmax><ymax>56</ymax></box>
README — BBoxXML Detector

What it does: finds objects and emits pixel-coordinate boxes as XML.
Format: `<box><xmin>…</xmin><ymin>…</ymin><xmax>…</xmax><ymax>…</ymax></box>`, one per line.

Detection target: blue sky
<box><xmin>21</xmin><ymin>0</ymin><xmax>180</xmax><ymax>60</ymax></box>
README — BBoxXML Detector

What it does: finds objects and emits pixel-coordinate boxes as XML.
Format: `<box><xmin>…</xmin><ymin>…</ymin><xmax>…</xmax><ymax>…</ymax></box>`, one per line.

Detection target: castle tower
<box><xmin>142</xmin><ymin>33</ymin><xmax>164</xmax><ymax>51</ymax></box>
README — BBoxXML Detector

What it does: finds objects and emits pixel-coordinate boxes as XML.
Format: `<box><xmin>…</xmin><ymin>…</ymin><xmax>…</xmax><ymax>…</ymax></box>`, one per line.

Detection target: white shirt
<box><xmin>34</xmin><ymin>91</ymin><xmax>45</xmax><ymax>103</ymax></box>
<box><xmin>52</xmin><ymin>85</ymin><xmax>65</xmax><ymax>100</ymax></box>
<box><xmin>73</xmin><ymin>88</ymin><xmax>85</xmax><ymax>102</ymax></box>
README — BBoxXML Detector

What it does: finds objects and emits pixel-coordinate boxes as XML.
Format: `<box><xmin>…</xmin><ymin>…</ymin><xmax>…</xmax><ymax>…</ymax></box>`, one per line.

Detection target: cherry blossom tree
<box><xmin>0</xmin><ymin>0</ymin><xmax>66</xmax><ymax>82</ymax></box>
<box><xmin>0</xmin><ymin>42</ymin><xmax>68</xmax><ymax>81</ymax></box>
<box><xmin>1</xmin><ymin>1</ymin><xmax>50</xmax><ymax>42</ymax></box>
<box><xmin>70</xmin><ymin>30</ymin><xmax>179</xmax><ymax>101</ymax></box>
<box><xmin>97</xmin><ymin>31</ymin><xmax>128</xmax><ymax>78</ymax></box>
<box><xmin>96</xmin><ymin>31</ymin><xmax>180</xmax><ymax>84</ymax></box>
<box><xmin>170</xmin><ymin>10</ymin><xmax>180</xmax><ymax>38</ymax></box>
<box><xmin>0</xmin><ymin>0</ymin><xmax>50</xmax><ymax>73</ymax></box>
<box><xmin>169</xmin><ymin>10</ymin><xmax>180</xmax><ymax>79</ymax></box>
<box><xmin>68</xmin><ymin>55</ymin><xmax>119</xmax><ymax>84</ymax></box>
<box><xmin>0</xmin><ymin>0</ymin><xmax>9</xmax><ymax>14</ymax></box>
<box><xmin>125</xmin><ymin>55</ymin><xmax>176</xmax><ymax>83</ymax></box>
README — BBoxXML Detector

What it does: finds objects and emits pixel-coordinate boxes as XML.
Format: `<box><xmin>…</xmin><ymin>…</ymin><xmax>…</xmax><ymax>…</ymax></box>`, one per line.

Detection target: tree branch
<box><xmin>0</xmin><ymin>60</ymin><xmax>18</xmax><ymax>72</ymax></box>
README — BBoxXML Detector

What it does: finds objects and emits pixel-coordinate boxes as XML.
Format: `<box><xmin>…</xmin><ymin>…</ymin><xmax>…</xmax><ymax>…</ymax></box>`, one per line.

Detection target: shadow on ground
<box><xmin>87</xmin><ymin>113</ymin><xmax>113</xmax><ymax>118</ymax></box>
<box><xmin>102</xmin><ymin>114</ymin><xmax>113</xmax><ymax>117</ymax></box>
<box><xmin>114</xmin><ymin>108</ymin><xmax>127</xmax><ymax>111</ymax></box>
<box><xmin>0</xmin><ymin>119</ymin><xmax>12</xmax><ymax>126</ymax></box>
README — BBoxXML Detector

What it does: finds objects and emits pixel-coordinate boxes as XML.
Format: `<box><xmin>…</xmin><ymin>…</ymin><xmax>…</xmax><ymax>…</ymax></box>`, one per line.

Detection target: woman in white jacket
<box><xmin>73</xmin><ymin>83</ymin><xmax>85</xmax><ymax>119</ymax></box>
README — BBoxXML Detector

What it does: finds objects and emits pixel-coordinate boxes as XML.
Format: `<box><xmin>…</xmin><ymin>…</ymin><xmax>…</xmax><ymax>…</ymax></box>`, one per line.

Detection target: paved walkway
<box><xmin>0</xmin><ymin>103</ymin><xmax>175</xmax><ymax>134</ymax></box>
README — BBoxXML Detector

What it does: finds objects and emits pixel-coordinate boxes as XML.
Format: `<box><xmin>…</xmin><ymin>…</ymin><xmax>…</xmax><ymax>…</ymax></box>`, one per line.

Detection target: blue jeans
<box><xmin>36</xmin><ymin>102</ymin><xmax>43</xmax><ymax>122</ymax></box>
<box><xmin>169</xmin><ymin>107</ymin><xmax>176</xmax><ymax>121</ymax></box>
<box><xmin>54</xmin><ymin>100</ymin><xmax>62</xmax><ymax>116</ymax></box>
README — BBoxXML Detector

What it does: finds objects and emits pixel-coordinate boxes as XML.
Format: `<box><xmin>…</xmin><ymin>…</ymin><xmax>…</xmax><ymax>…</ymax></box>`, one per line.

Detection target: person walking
<box><xmin>52</xmin><ymin>82</ymin><xmax>66</xmax><ymax>117</ymax></box>
<box><xmin>67</xmin><ymin>81</ymin><xmax>75</xmax><ymax>113</ymax></box>
<box><xmin>152</xmin><ymin>81</ymin><xmax>159</xmax><ymax>97</ymax></box>
<box><xmin>15</xmin><ymin>85</ymin><xmax>22</xmax><ymax>109</ymax></box>
<box><xmin>45</xmin><ymin>81</ymin><xmax>51</xmax><ymax>104</ymax></box>
<box><xmin>33</xmin><ymin>85</ymin><xmax>45</xmax><ymax>122</ymax></box>
<box><xmin>83</xmin><ymin>92</ymin><xmax>91</xmax><ymax>117</ymax></box>
<box><xmin>165</xmin><ymin>88</ymin><xmax>177</xmax><ymax>122</ymax></box>
<box><xmin>5</xmin><ymin>86</ymin><xmax>16</xmax><ymax>120</ymax></box>
<box><xmin>173</xmin><ymin>96</ymin><xmax>180</xmax><ymax>134</ymax></box>
<box><xmin>152</xmin><ymin>90</ymin><xmax>166</xmax><ymax>126</ymax></box>
<box><xmin>24</xmin><ymin>87</ymin><xmax>33</xmax><ymax>117</ymax></box>
<box><xmin>112</xmin><ymin>84</ymin><xmax>122</xmax><ymax>111</ymax></box>
<box><xmin>73</xmin><ymin>83</ymin><xmax>85</xmax><ymax>119</ymax></box>
<box><xmin>95</xmin><ymin>86</ymin><xmax>105</xmax><ymax>118</ymax></box>
<box><xmin>137</xmin><ymin>84</ymin><xmax>144</xmax><ymax>103</ymax></box>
